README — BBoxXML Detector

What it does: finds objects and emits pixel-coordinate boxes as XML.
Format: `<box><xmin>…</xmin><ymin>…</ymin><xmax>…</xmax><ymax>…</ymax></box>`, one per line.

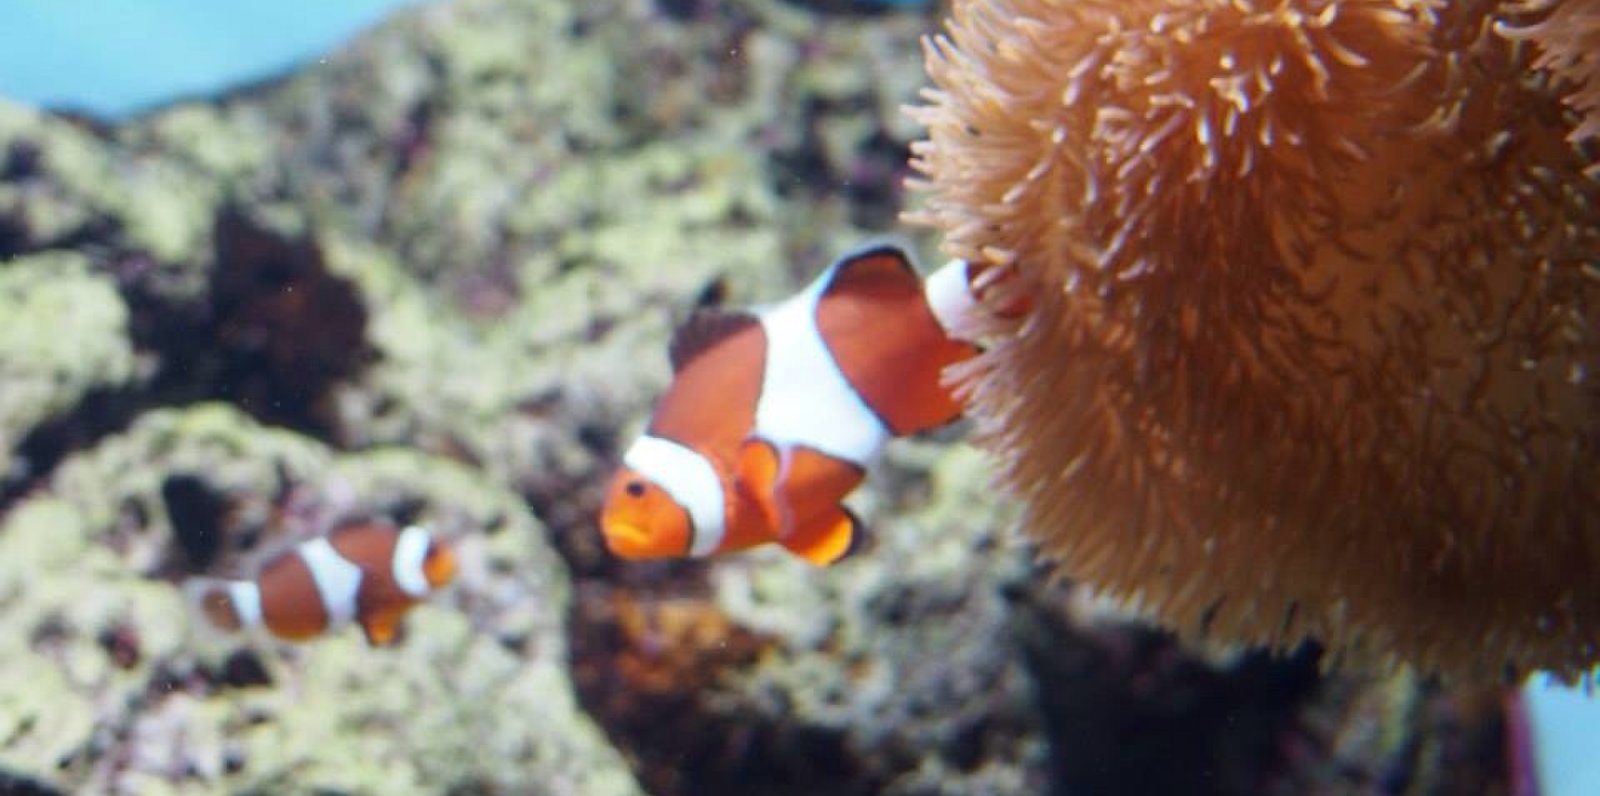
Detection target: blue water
<box><xmin>1526</xmin><ymin>675</ymin><xmax>1600</xmax><ymax>795</ymax></box>
<box><xmin>0</xmin><ymin>0</ymin><xmax>427</xmax><ymax>118</ymax></box>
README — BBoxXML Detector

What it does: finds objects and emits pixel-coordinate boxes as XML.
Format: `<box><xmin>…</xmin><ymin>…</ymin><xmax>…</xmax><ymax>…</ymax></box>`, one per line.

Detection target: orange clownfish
<box><xmin>600</xmin><ymin>244</ymin><xmax>990</xmax><ymax>566</ymax></box>
<box><xmin>184</xmin><ymin>522</ymin><xmax>457</xmax><ymax>645</ymax></box>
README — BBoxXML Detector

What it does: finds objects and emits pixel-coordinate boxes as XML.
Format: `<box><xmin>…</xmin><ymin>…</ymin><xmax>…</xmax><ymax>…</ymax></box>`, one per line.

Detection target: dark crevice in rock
<box><xmin>161</xmin><ymin>473</ymin><xmax>233</xmax><ymax>571</ymax></box>
<box><xmin>390</xmin><ymin>97</ymin><xmax>440</xmax><ymax>188</ymax></box>
<box><xmin>654</xmin><ymin>0</ymin><xmax>707</xmax><ymax>20</ymax></box>
<box><xmin>0</xmin><ymin>770</ymin><xmax>68</xmax><ymax>796</ymax></box>
<box><xmin>569</xmin><ymin>583</ymin><xmax>884</xmax><ymax>796</ymax></box>
<box><xmin>211</xmin><ymin>649</ymin><xmax>275</xmax><ymax>690</ymax></box>
<box><xmin>0</xmin><ymin>208</ymin><xmax>373</xmax><ymax>512</ymax></box>
<box><xmin>148</xmin><ymin>208</ymin><xmax>373</xmax><ymax>436</ymax></box>
<box><xmin>1</xmin><ymin>140</ymin><xmax>45</xmax><ymax>181</ymax></box>
<box><xmin>542</xmin><ymin>427</ymin><xmax>885</xmax><ymax>796</ymax></box>
<box><xmin>1010</xmin><ymin>588</ymin><xmax>1323</xmax><ymax>796</ymax></box>
<box><xmin>0</xmin><ymin>211</ymin><xmax>30</xmax><ymax>258</ymax></box>
<box><xmin>767</xmin><ymin>96</ymin><xmax>913</xmax><ymax>232</ymax></box>
<box><xmin>534</xmin><ymin>388</ymin><xmax>926</xmax><ymax>795</ymax></box>
<box><xmin>0</xmin><ymin>212</ymin><xmax>124</xmax><ymax>266</ymax></box>
<box><xmin>768</xmin><ymin>101</ymin><xmax>835</xmax><ymax>200</ymax></box>
<box><xmin>774</xmin><ymin>0</ymin><xmax>938</xmax><ymax>17</ymax></box>
<box><xmin>840</xmin><ymin>127</ymin><xmax>915</xmax><ymax>230</ymax></box>
<box><xmin>0</xmin><ymin>386</ymin><xmax>148</xmax><ymax>508</ymax></box>
<box><xmin>550</xmin><ymin>428</ymin><xmax>896</xmax><ymax>796</ymax></box>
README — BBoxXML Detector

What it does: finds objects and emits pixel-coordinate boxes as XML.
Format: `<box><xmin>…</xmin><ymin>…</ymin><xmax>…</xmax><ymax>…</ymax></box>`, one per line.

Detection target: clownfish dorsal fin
<box><xmin>668</xmin><ymin>309</ymin><xmax>760</xmax><ymax>373</ymax></box>
<box><xmin>821</xmin><ymin>244</ymin><xmax>921</xmax><ymax>298</ymax></box>
<box><xmin>779</xmin><ymin>504</ymin><xmax>863</xmax><ymax>567</ymax></box>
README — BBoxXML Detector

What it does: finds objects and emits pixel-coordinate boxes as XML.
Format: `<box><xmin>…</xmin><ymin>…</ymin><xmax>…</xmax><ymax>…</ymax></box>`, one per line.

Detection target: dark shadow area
<box><xmin>768</xmin><ymin>97</ymin><xmax>914</xmax><ymax>233</ymax></box>
<box><xmin>569</xmin><ymin>583</ymin><xmax>884</xmax><ymax>796</ymax></box>
<box><xmin>1</xmin><ymin>207</ymin><xmax>372</xmax><ymax>510</ymax></box>
<box><xmin>146</xmin><ymin>208</ymin><xmax>372</xmax><ymax>436</ymax></box>
<box><xmin>772</xmin><ymin>0</ymin><xmax>937</xmax><ymax>18</ymax></box>
<box><xmin>1009</xmin><ymin>587</ymin><xmax>1324</xmax><ymax>796</ymax></box>
<box><xmin>543</xmin><ymin>420</ymin><xmax>886</xmax><ymax>796</ymax></box>
<box><xmin>0</xmin><ymin>771</ymin><xmax>66</xmax><ymax>796</ymax></box>
<box><xmin>161</xmin><ymin>473</ymin><xmax>233</xmax><ymax>571</ymax></box>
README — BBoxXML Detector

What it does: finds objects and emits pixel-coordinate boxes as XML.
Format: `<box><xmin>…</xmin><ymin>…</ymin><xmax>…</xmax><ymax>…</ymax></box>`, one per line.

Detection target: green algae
<box><xmin>2</xmin><ymin>404</ymin><xmax>640</xmax><ymax>795</ymax></box>
<box><xmin>118</xmin><ymin>161</ymin><xmax>215</xmax><ymax>264</ymax></box>
<box><xmin>0</xmin><ymin>656</ymin><xmax>95</xmax><ymax>779</ymax></box>
<box><xmin>0</xmin><ymin>102</ymin><xmax>221</xmax><ymax>275</ymax></box>
<box><xmin>139</xmin><ymin>106</ymin><xmax>272</xmax><ymax>182</ymax></box>
<box><xmin>240</xmin><ymin>621</ymin><xmax>637</xmax><ymax>796</ymax></box>
<box><xmin>0</xmin><ymin>103</ymin><xmax>120</xmax><ymax>244</ymax></box>
<box><xmin>0</xmin><ymin>251</ymin><xmax>136</xmax><ymax>456</ymax></box>
<box><xmin>0</xmin><ymin>496</ymin><xmax>185</xmax><ymax>782</ymax></box>
<box><xmin>0</xmin><ymin>403</ymin><xmax>587</xmax><ymax>796</ymax></box>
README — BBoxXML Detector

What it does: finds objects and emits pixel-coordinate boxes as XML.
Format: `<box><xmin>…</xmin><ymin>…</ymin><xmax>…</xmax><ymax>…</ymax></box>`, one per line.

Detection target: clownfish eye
<box><xmin>625</xmin><ymin>480</ymin><xmax>645</xmax><ymax>498</ymax></box>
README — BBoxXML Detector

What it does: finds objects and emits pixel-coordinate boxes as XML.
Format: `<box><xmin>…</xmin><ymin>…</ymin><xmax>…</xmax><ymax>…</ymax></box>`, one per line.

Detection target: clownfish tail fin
<box><xmin>779</xmin><ymin>505</ymin><xmax>864</xmax><ymax>567</ymax></box>
<box><xmin>182</xmin><ymin>577</ymin><xmax>260</xmax><ymax>635</ymax></box>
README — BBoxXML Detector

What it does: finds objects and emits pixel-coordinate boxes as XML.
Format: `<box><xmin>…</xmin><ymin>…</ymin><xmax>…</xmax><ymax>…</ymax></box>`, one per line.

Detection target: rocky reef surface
<box><xmin>0</xmin><ymin>0</ymin><xmax>1508</xmax><ymax>793</ymax></box>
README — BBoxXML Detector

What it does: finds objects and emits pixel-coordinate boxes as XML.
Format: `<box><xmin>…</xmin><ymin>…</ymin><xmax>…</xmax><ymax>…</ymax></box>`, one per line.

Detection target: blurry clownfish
<box><xmin>600</xmin><ymin>244</ymin><xmax>994</xmax><ymax>566</ymax></box>
<box><xmin>184</xmin><ymin>522</ymin><xmax>457</xmax><ymax>646</ymax></box>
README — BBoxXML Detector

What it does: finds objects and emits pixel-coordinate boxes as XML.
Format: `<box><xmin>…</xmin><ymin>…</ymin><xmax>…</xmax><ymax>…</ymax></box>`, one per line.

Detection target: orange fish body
<box><xmin>185</xmin><ymin>522</ymin><xmax>457</xmax><ymax>645</ymax></box>
<box><xmin>601</xmin><ymin>245</ymin><xmax>987</xmax><ymax>565</ymax></box>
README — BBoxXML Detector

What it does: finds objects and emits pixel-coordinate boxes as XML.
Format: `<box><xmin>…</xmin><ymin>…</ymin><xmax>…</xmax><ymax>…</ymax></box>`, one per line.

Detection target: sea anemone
<box><xmin>907</xmin><ymin>0</ymin><xmax>1600</xmax><ymax>681</ymax></box>
<box><xmin>1497</xmin><ymin>0</ymin><xmax>1600</xmax><ymax>151</ymax></box>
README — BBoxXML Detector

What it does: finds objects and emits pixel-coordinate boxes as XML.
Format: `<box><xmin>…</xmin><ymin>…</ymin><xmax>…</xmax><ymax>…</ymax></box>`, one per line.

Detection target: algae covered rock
<box><xmin>0</xmin><ymin>0</ymin><xmax>1517</xmax><ymax>793</ymax></box>
<box><xmin>709</xmin><ymin>443</ymin><xmax>1053</xmax><ymax>795</ymax></box>
<box><xmin>0</xmin><ymin>250</ymin><xmax>136</xmax><ymax>460</ymax></box>
<box><xmin>0</xmin><ymin>101</ymin><xmax>223</xmax><ymax>278</ymax></box>
<box><xmin>0</xmin><ymin>404</ymin><xmax>640</xmax><ymax>796</ymax></box>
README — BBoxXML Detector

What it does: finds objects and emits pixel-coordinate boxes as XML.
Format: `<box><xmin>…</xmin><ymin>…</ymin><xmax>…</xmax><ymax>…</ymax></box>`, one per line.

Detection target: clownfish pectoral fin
<box><xmin>737</xmin><ymin>438</ymin><xmax>780</xmax><ymax>497</ymax></box>
<box><xmin>668</xmin><ymin>309</ymin><xmax>760</xmax><ymax>373</ymax></box>
<box><xmin>360</xmin><ymin>609</ymin><xmax>405</xmax><ymax>646</ymax></box>
<box><xmin>779</xmin><ymin>505</ymin><xmax>863</xmax><ymax>567</ymax></box>
<box><xmin>735</xmin><ymin>437</ymin><xmax>783</xmax><ymax>532</ymax></box>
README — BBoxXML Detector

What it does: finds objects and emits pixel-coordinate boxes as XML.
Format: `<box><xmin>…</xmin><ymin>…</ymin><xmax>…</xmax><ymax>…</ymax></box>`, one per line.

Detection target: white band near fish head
<box><xmin>623</xmin><ymin>434</ymin><xmax>727</xmax><ymax>557</ymax></box>
<box><xmin>392</xmin><ymin>525</ymin><xmax>434</xmax><ymax>598</ymax></box>
<box><xmin>228</xmin><ymin>581</ymin><xmax>264</xmax><ymax>629</ymax></box>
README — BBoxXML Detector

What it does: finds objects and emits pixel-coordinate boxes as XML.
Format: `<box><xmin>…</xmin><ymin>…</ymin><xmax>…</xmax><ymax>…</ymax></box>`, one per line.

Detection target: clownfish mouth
<box><xmin>601</xmin><ymin>521</ymin><xmax>655</xmax><ymax>559</ymax></box>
